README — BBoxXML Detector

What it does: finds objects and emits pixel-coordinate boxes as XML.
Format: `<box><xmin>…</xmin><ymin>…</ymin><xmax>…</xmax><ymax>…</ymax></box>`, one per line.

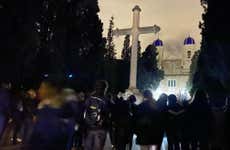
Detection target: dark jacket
<box><xmin>30</xmin><ymin>106</ymin><xmax>68</xmax><ymax>150</ymax></box>
<box><xmin>0</xmin><ymin>88</ymin><xmax>12</xmax><ymax>115</ymax></box>
<box><xmin>110</xmin><ymin>97</ymin><xmax>134</xmax><ymax>128</ymax></box>
<box><xmin>185</xmin><ymin>100</ymin><xmax>212</xmax><ymax>143</ymax></box>
<box><xmin>165</xmin><ymin>103</ymin><xmax>185</xmax><ymax>146</ymax></box>
<box><xmin>134</xmin><ymin>100</ymin><xmax>164</xmax><ymax>145</ymax></box>
<box><xmin>22</xmin><ymin>96</ymin><xmax>38</xmax><ymax>119</ymax></box>
<box><xmin>109</xmin><ymin>97</ymin><xmax>136</xmax><ymax>145</ymax></box>
<box><xmin>83</xmin><ymin>96</ymin><xmax>110</xmax><ymax>130</ymax></box>
<box><xmin>209</xmin><ymin>96</ymin><xmax>229</xmax><ymax>150</ymax></box>
<box><xmin>62</xmin><ymin>100</ymin><xmax>84</xmax><ymax>123</ymax></box>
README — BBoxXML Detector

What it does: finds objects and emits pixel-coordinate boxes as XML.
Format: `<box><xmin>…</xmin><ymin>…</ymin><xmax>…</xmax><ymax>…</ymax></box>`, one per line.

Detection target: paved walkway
<box><xmin>0</xmin><ymin>145</ymin><xmax>26</xmax><ymax>150</ymax></box>
<box><xmin>0</xmin><ymin>135</ymin><xmax>168</xmax><ymax>150</ymax></box>
<box><xmin>104</xmin><ymin>134</ymin><xmax>168</xmax><ymax>150</ymax></box>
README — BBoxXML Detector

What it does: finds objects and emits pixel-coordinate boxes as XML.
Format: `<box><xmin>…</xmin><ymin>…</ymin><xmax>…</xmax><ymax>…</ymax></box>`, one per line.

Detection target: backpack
<box><xmin>83</xmin><ymin>96</ymin><xmax>106</xmax><ymax>129</ymax></box>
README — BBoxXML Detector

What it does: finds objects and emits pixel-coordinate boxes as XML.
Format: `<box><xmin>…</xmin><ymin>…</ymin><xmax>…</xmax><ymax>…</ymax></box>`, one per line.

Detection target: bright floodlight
<box><xmin>44</xmin><ymin>74</ymin><xmax>49</xmax><ymax>78</ymax></box>
<box><xmin>68</xmin><ymin>74</ymin><xmax>73</xmax><ymax>78</ymax></box>
<box><xmin>152</xmin><ymin>88</ymin><xmax>162</xmax><ymax>100</ymax></box>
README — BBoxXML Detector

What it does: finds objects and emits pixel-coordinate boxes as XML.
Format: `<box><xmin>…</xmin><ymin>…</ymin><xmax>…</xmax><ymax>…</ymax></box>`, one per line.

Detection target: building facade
<box><xmin>153</xmin><ymin>36</ymin><xmax>197</xmax><ymax>99</ymax></box>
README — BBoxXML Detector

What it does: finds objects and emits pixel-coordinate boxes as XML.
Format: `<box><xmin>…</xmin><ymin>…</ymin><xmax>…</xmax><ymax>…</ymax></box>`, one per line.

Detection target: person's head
<box><xmin>143</xmin><ymin>90</ymin><xmax>153</xmax><ymax>101</ymax></box>
<box><xmin>94</xmin><ymin>80</ymin><xmax>109</xmax><ymax>97</ymax></box>
<box><xmin>158</xmin><ymin>93</ymin><xmax>168</xmax><ymax>104</ymax></box>
<box><xmin>27</xmin><ymin>89</ymin><xmax>37</xmax><ymax>99</ymax></box>
<box><xmin>128</xmin><ymin>95</ymin><xmax>137</xmax><ymax>103</ymax></box>
<box><xmin>77</xmin><ymin>92</ymin><xmax>85</xmax><ymax>102</ymax></box>
<box><xmin>168</xmin><ymin>94</ymin><xmax>178</xmax><ymax>107</ymax></box>
<box><xmin>61</xmin><ymin>88</ymin><xmax>78</xmax><ymax>102</ymax></box>
<box><xmin>38</xmin><ymin>79</ymin><xmax>62</xmax><ymax>100</ymax></box>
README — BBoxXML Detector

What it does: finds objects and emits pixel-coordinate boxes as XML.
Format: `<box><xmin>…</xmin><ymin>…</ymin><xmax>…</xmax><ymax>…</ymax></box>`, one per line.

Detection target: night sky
<box><xmin>99</xmin><ymin>0</ymin><xmax>203</xmax><ymax>58</ymax></box>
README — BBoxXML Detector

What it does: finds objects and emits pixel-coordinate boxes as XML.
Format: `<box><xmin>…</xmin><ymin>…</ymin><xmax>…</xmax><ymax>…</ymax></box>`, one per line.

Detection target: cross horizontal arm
<box><xmin>139</xmin><ymin>25</ymin><xmax>161</xmax><ymax>34</ymax></box>
<box><xmin>113</xmin><ymin>28</ymin><xmax>132</xmax><ymax>36</ymax></box>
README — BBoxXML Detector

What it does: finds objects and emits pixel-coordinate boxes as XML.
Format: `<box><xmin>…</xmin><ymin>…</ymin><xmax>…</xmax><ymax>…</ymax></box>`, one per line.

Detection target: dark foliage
<box><xmin>187</xmin><ymin>50</ymin><xmax>200</xmax><ymax>94</ymax></box>
<box><xmin>121</xmin><ymin>35</ymin><xmax>141</xmax><ymax>61</ymax></box>
<box><xmin>105</xmin><ymin>16</ymin><xmax>116</xmax><ymax>60</ymax></box>
<box><xmin>101</xmin><ymin>60</ymin><xmax>130</xmax><ymax>93</ymax></box>
<box><xmin>0</xmin><ymin>0</ymin><xmax>106</xmax><ymax>89</ymax></box>
<box><xmin>121</xmin><ymin>35</ymin><xmax>131</xmax><ymax>61</ymax></box>
<box><xmin>193</xmin><ymin>0</ymin><xmax>230</xmax><ymax>95</ymax></box>
<box><xmin>137</xmin><ymin>44</ymin><xmax>164</xmax><ymax>91</ymax></box>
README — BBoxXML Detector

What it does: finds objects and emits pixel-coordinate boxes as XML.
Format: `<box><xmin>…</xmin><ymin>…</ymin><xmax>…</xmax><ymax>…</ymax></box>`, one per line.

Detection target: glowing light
<box><xmin>152</xmin><ymin>88</ymin><xmax>163</xmax><ymax>100</ymax></box>
<box><xmin>177</xmin><ymin>88</ymin><xmax>191</xmax><ymax>101</ymax></box>
<box><xmin>152</xmin><ymin>87</ymin><xmax>191</xmax><ymax>101</ymax></box>
<box><xmin>44</xmin><ymin>74</ymin><xmax>49</xmax><ymax>78</ymax></box>
<box><xmin>68</xmin><ymin>74</ymin><xmax>73</xmax><ymax>78</ymax></box>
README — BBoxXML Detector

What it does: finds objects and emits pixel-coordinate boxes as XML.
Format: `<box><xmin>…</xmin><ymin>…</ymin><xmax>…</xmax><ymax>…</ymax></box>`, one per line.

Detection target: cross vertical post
<box><xmin>113</xmin><ymin>5</ymin><xmax>161</xmax><ymax>92</ymax></box>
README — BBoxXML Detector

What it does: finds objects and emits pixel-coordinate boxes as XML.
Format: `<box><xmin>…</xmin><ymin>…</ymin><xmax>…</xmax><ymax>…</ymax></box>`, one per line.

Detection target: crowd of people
<box><xmin>0</xmin><ymin>79</ymin><xmax>230</xmax><ymax>150</ymax></box>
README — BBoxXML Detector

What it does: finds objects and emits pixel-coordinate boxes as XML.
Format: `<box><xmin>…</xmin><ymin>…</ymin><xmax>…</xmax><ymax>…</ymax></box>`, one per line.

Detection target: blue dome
<box><xmin>154</xmin><ymin>39</ymin><xmax>164</xmax><ymax>47</ymax></box>
<box><xmin>184</xmin><ymin>36</ymin><xmax>195</xmax><ymax>45</ymax></box>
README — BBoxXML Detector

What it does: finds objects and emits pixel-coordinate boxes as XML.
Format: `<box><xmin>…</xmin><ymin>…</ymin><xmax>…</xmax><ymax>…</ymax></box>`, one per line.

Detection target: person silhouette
<box><xmin>185</xmin><ymin>89</ymin><xmax>212</xmax><ymax>150</ymax></box>
<box><xmin>0</xmin><ymin>81</ymin><xmax>12</xmax><ymax>142</ymax></box>
<box><xmin>134</xmin><ymin>90</ymin><xmax>164</xmax><ymax>150</ymax></box>
<box><xmin>166</xmin><ymin>94</ymin><xmax>185</xmax><ymax>150</ymax></box>
<box><xmin>29</xmin><ymin>79</ymin><xmax>68</xmax><ymax>150</ymax></box>
<box><xmin>83</xmin><ymin>80</ymin><xmax>110</xmax><ymax>150</ymax></box>
<box><xmin>209</xmin><ymin>92</ymin><xmax>229</xmax><ymax>150</ymax></box>
<box><xmin>157</xmin><ymin>93</ymin><xmax>168</xmax><ymax>113</ymax></box>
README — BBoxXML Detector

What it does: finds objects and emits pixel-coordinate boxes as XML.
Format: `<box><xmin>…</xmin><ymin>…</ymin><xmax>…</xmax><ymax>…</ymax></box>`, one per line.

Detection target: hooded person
<box><xmin>134</xmin><ymin>90</ymin><xmax>164</xmax><ymax>150</ymax></box>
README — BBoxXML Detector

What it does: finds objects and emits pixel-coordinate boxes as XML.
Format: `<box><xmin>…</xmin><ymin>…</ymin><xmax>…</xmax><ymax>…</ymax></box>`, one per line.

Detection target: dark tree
<box><xmin>0</xmin><ymin>0</ymin><xmax>42</xmax><ymax>85</ymax></box>
<box><xmin>34</xmin><ymin>0</ymin><xmax>66</xmax><ymax>77</ymax></box>
<box><xmin>61</xmin><ymin>0</ymin><xmax>106</xmax><ymax>89</ymax></box>
<box><xmin>121</xmin><ymin>34</ymin><xmax>141</xmax><ymax>61</ymax></box>
<box><xmin>137</xmin><ymin>40</ymin><xmax>142</xmax><ymax>59</ymax></box>
<box><xmin>121</xmin><ymin>35</ymin><xmax>131</xmax><ymax>61</ymax></box>
<box><xmin>137</xmin><ymin>44</ymin><xmax>164</xmax><ymax>90</ymax></box>
<box><xmin>0</xmin><ymin>0</ymin><xmax>23</xmax><ymax>82</ymax></box>
<box><xmin>187</xmin><ymin>50</ymin><xmax>200</xmax><ymax>94</ymax></box>
<box><xmin>105</xmin><ymin>16</ymin><xmax>116</xmax><ymax>60</ymax></box>
<box><xmin>0</xmin><ymin>0</ymin><xmax>106</xmax><ymax>89</ymax></box>
<box><xmin>193</xmin><ymin>0</ymin><xmax>230</xmax><ymax>94</ymax></box>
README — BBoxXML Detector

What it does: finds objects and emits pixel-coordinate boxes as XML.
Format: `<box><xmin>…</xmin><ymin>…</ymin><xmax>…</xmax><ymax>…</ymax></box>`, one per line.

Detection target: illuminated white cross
<box><xmin>114</xmin><ymin>5</ymin><xmax>160</xmax><ymax>90</ymax></box>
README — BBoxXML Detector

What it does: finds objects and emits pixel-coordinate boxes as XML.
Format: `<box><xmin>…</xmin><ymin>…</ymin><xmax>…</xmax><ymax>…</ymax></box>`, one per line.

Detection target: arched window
<box><xmin>168</xmin><ymin>79</ymin><xmax>176</xmax><ymax>87</ymax></box>
<box><xmin>187</xmin><ymin>51</ymin><xmax>192</xmax><ymax>58</ymax></box>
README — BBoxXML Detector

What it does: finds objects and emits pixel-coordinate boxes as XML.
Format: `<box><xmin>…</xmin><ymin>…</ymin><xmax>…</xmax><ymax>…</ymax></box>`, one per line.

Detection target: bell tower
<box><xmin>182</xmin><ymin>36</ymin><xmax>196</xmax><ymax>72</ymax></box>
<box><xmin>153</xmin><ymin>38</ymin><xmax>164</xmax><ymax>69</ymax></box>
